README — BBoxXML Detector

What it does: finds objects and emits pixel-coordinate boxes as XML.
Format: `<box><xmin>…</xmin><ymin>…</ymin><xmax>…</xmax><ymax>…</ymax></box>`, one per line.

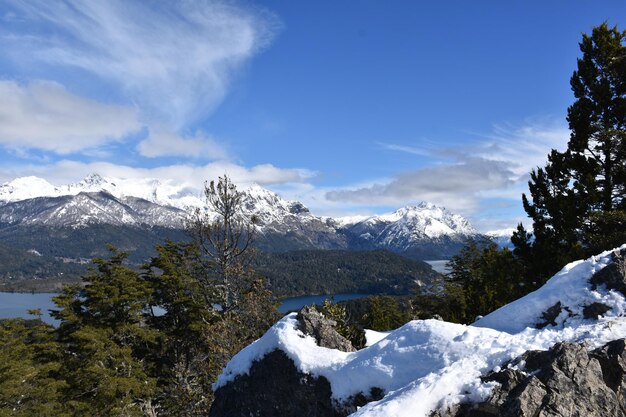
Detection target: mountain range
<box><xmin>0</xmin><ymin>174</ymin><xmax>483</xmax><ymax>262</ymax></box>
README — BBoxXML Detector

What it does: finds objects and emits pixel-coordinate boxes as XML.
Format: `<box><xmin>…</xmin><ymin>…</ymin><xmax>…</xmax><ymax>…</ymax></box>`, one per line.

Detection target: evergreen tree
<box><xmin>0</xmin><ymin>318</ymin><xmax>67</xmax><ymax>416</ymax></box>
<box><xmin>447</xmin><ymin>240</ymin><xmax>525</xmax><ymax>323</ymax></box>
<box><xmin>519</xmin><ymin>23</ymin><xmax>626</xmax><ymax>281</ymax></box>
<box><xmin>143</xmin><ymin>240</ymin><xmax>220</xmax><ymax>415</ymax></box>
<box><xmin>51</xmin><ymin>247</ymin><xmax>157</xmax><ymax>417</ymax></box>
<box><xmin>568</xmin><ymin>23</ymin><xmax>626</xmax><ymax>213</ymax></box>
<box><xmin>364</xmin><ymin>296</ymin><xmax>412</xmax><ymax>331</ymax></box>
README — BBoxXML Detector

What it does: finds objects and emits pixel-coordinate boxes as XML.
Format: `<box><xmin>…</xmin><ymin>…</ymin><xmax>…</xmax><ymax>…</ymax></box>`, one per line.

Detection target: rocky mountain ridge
<box><xmin>0</xmin><ymin>174</ymin><xmax>480</xmax><ymax>259</ymax></box>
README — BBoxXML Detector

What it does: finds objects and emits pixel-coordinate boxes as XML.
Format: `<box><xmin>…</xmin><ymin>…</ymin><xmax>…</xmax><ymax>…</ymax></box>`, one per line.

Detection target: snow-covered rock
<box><xmin>211</xmin><ymin>245</ymin><xmax>626</xmax><ymax>417</ymax></box>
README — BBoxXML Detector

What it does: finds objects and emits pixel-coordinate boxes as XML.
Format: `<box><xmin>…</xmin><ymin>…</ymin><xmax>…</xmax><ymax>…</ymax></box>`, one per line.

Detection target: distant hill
<box><xmin>255</xmin><ymin>250</ymin><xmax>443</xmax><ymax>297</ymax></box>
<box><xmin>0</xmin><ymin>243</ymin><xmax>87</xmax><ymax>292</ymax></box>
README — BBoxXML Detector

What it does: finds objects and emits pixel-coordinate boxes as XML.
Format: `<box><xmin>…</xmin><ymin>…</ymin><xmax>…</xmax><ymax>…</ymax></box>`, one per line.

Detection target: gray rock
<box><xmin>583</xmin><ymin>302</ymin><xmax>611</xmax><ymax>319</ymax></box>
<box><xmin>296</xmin><ymin>305</ymin><xmax>356</xmax><ymax>352</ymax></box>
<box><xmin>209</xmin><ymin>349</ymin><xmax>342</xmax><ymax>417</ymax></box>
<box><xmin>209</xmin><ymin>306</ymin><xmax>378</xmax><ymax>417</ymax></box>
<box><xmin>436</xmin><ymin>339</ymin><xmax>626</xmax><ymax>417</ymax></box>
<box><xmin>209</xmin><ymin>348</ymin><xmax>383</xmax><ymax>417</ymax></box>
<box><xmin>536</xmin><ymin>301</ymin><xmax>564</xmax><ymax>328</ymax></box>
<box><xmin>591</xmin><ymin>248</ymin><xmax>626</xmax><ymax>296</ymax></box>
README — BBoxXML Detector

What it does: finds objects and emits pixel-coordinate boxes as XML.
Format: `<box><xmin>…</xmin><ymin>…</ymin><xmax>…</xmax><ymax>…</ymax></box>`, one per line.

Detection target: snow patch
<box><xmin>215</xmin><ymin>245</ymin><xmax>626</xmax><ymax>417</ymax></box>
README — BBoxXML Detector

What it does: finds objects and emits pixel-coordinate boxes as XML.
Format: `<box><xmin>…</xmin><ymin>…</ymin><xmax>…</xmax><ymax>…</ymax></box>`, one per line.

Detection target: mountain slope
<box><xmin>0</xmin><ymin>192</ymin><xmax>187</xmax><ymax>228</ymax></box>
<box><xmin>0</xmin><ymin>174</ymin><xmax>481</xmax><ymax>260</ymax></box>
<box><xmin>254</xmin><ymin>250</ymin><xmax>442</xmax><ymax>297</ymax></box>
<box><xmin>338</xmin><ymin>203</ymin><xmax>477</xmax><ymax>259</ymax></box>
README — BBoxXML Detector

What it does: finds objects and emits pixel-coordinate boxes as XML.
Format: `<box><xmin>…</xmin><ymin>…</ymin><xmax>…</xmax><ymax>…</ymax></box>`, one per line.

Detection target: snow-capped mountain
<box><xmin>0</xmin><ymin>173</ymin><xmax>204</xmax><ymax>210</ymax></box>
<box><xmin>337</xmin><ymin>203</ymin><xmax>477</xmax><ymax>259</ymax></box>
<box><xmin>0</xmin><ymin>174</ymin><xmax>481</xmax><ymax>259</ymax></box>
<box><xmin>340</xmin><ymin>203</ymin><xmax>476</xmax><ymax>247</ymax></box>
<box><xmin>485</xmin><ymin>228</ymin><xmax>516</xmax><ymax>248</ymax></box>
<box><xmin>0</xmin><ymin>192</ymin><xmax>187</xmax><ymax>228</ymax></box>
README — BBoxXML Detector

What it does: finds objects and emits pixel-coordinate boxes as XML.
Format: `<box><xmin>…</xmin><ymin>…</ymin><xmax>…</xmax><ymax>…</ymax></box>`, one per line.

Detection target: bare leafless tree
<box><xmin>187</xmin><ymin>175</ymin><xmax>257</xmax><ymax>309</ymax></box>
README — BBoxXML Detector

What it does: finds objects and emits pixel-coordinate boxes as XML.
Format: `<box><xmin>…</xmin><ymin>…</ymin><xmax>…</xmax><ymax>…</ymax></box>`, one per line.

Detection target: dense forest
<box><xmin>0</xmin><ymin>246</ymin><xmax>441</xmax><ymax>296</ymax></box>
<box><xmin>255</xmin><ymin>249</ymin><xmax>442</xmax><ymax>297</ymax></box>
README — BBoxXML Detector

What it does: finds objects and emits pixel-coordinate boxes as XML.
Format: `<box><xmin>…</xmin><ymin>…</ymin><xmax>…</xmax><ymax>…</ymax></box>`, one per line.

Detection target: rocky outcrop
<box><xmin>209</xmin><ymin>306</ymin><xmax>378</xmax><ymax>417</ymax></box>
<box><xmin>591</xmin><ymin>248</ymin><xmax>626</xmax><ymax>295</ymax></box>
<box><xmin>434</xmin><ymin>339</ymin><xmax>626</xmax><ymax>417</ymax></box>
<box><xmin>208</xmin><ymin>349</ymin><xmax>341</xmax><ymax>417</ymax></box>
<box><xmin>210</xmin><ymin>248</ymin><xmax>626</xmax><ymax>417</ymax></box>
<box><xmin>434</xmin><ymin>248</ymin><xmax>626</xmax><ymax>417</ymax></box>
<box><xmin>535</xmin><ymin>247</ymin><xmax>626</xmax><ymax>328</ymax></box>
<box><xmin>296</xmin><ymin>306</ymin><xmax>356</xmax><ymax>352</ymax></box>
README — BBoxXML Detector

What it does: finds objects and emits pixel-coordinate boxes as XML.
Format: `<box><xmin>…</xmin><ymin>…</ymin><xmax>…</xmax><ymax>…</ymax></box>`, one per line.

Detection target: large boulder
<box><xmin>591</xmin><ymin>248</ymin><xmax>626</xmax><ymax>295</ymax></box>
<box><xmin>209</xmin><ymin>306</ymin><xmax>374</xmax><ymax>417</ymax></box>
<box><xmin>435</xmin><ymin>339</ymin><xmax>626</xmax><ymax>417</ymax></box>
<box><xmin>208</xmin><ymin>349</ymin><xmax>342</xmax><ymax>417</ymax></box>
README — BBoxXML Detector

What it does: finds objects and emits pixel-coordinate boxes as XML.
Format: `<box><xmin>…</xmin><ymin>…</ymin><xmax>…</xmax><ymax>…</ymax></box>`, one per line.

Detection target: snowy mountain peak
<box><xmin>239</xmin><ymin>183</ymin><xmax>314</xmax><ymax>228</ymax></box>
<box><xmin>81</xmin><ymin>173</ymin><xmax>105</xmax><ymax>186</ymax></box>
<box><xmin>67</xmin><ymin>173</ymin><xmax>115</xmax><ymax>194</ymax></box>
<box><xmin>348</xmin><ymin>202</ymin><xmax>476</xmax><ymax>239</ymax></box>
<box><xmin>0</xmin><ymin>174</ymin><xmax>481</xmax><ymax>257</ymax></box>
<box><xmin>0</xmin><ymin>176</ymin><xmax>60</xmax><ymax>202</ymax></box>
<box><xmin>242</xmin><ymin>183</ymin><xmax>285</xmax><ymax>207</ymax></box>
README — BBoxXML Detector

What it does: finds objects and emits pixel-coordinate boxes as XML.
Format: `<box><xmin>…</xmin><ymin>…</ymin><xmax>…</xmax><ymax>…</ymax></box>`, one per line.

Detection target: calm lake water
<box><xmin>0</xmin><ymin>292</ymin><xmax>59</xmax><ymax>325</ymax></box>
<box><xmin>0</xmin><ymin>292</ymin><xmax>369</xmax><ymax>323</ymax></box>
<box><xmin>424</xmin><ymin>260</ymin><xmax>451</xmax><ymax>274</ymax></box>
<box><xmin>277</xmin><ymin>293</ymin><xmax>368</xmax><ymax>313</ymax></box>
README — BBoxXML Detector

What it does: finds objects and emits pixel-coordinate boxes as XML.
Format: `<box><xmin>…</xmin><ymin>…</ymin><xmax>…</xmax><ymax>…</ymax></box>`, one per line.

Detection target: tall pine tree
<box><xmin>519</xmin><ymin>23</ymin><xmax>626</xmax><ymax>281</ymax></box>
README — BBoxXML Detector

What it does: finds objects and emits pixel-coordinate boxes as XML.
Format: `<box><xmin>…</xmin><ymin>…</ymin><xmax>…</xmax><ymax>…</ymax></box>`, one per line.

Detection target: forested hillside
<box><xmin>255</xmin><ymin>250</ymin><xmax>441</xmax><ymax>297</ymax></box>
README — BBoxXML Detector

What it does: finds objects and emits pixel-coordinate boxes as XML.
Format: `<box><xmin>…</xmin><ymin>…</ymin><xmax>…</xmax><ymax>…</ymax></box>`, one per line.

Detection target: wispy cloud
<box><xmin>326</xmin><ymin>157</ymin><xmax>516</xmax><ymax>214</ymax></box>
<box><xmin>3</xmin><ymin>0</ymin><xmax>280</xmax><ymax>129</ymax></box>
<box><xmin>326</xmin><ymin>119</ymin><xmax>570</xmax><ymax>222</ymax></box>
<box><xmin>137</xmin><ymin>130</ymin><xmax>228</xmax><ymax>159</ymax></box>
<box><xmin>465</xmin><ymin>119</ymin><xmax>570</xmax><ymax>177</ymax></box>
<box><xmin>377</xmin><ymin>142</ymin><xmax>433</xmax><ymax>157</ymax></box>
<box><xmin>0</xmin><ymin>160</ymin><xmax>315</xmax><ymax>192</ymax></box>
<box><xmin>0</xmin><ymin>80</ymin><xmax>140</xmax><ymax>154</ymax></box>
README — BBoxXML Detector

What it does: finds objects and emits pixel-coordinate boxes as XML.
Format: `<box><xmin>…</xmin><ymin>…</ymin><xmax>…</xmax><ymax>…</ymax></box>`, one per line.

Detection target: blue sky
<box><xmin>0</xmin><ymin>1</ymin><xmax>624</xmax><ymax>231</ymax></box>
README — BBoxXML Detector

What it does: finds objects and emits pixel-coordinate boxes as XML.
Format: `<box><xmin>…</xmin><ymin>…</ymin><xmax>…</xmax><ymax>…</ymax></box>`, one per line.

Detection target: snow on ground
<box><xmin>214</xmin><ymin>245</ymin><xmax>626</xmax><ymax>417</ymax></box>
<box><xmin>474</xmin><ymin>244</ymin><xmax>626</xmax><ymax>333</ymax></box>
<box><xmin>364</xmin><ymin>329</ymin><xmax>390</xmax><ymax>347</ymax></box>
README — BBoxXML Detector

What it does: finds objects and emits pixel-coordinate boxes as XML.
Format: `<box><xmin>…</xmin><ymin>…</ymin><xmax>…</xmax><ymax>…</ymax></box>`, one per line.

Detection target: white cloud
<box><xmin>0</xmin><ymin>80</ymin><xmax>140</xmax><ymax>154</ymax></box>
<box><xmin>4</xmin><ymin>0</ymin><xmax>280</xmax><ymax>128</ymax></box>
<box><xmin>0</xmin><ymin>160</ymin><xmax>315</xmax><ymax>192</ymax></box>
<box><xmin>469</xmin><ymin>119</ymin><xmax>570</xmax><ymax>177</ymax></box>
<box><xmin>137</xmin><ymin>130</ymin><xmax>228</xmax><ymax>159</ymax></box>
<box><xmin>326</xmin><ymin>158</ymin><xmax>516</xmax><ymax>214</ymax></box>
<box><xmin>377</xmin><ymin>142</ymin><xmax>432</xmax><ymax>157</ymax></box>
<box><xmin>326</xmin><ymin>119</ymin><xmax>571</xmax><ymax>225</ymax></box>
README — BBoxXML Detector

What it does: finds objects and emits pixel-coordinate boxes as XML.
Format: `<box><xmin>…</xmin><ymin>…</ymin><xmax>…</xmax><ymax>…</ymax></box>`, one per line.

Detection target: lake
<box><xmin>0</xmin><ymin>292</ymin><xmax>59</xmax><ymax>325</ymax></box>
<box><xmin>277</xmin><ymin>293</ymin><xmax>368</xmax><ymax>313</ymax></box>
<box><xmin>424</xmin><ymin>260</ymin><xmax>451</xmax><ymax>274</ymax></box>
<box><xmin>0</xmin><ymin>292</ymin><xmax>369</xmax><ymax>323</ymax></box>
